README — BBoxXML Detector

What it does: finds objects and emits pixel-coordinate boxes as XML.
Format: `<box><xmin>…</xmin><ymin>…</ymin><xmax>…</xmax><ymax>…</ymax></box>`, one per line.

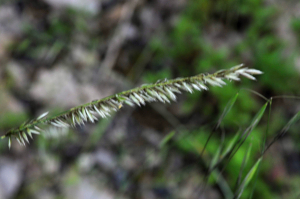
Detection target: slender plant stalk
<box><xmin>1</xmin><ymin>64</ymin><xmax>262</xmax><ymax>148</ymax></box>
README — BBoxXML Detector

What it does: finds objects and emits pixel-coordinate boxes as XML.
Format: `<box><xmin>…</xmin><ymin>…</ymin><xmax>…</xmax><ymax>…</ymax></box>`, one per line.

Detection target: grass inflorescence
<box><xmin>1</xmin><ymin>64</ymin><xmax>262</xmax><ymax>148</ymax></box>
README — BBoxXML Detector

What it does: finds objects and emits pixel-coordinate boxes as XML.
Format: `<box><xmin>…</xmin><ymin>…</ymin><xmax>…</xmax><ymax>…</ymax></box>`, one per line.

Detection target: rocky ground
<box><xmin>1</xmin><ymin>0</ymin><xmax>300</xmax><ymax>199</ymax></box>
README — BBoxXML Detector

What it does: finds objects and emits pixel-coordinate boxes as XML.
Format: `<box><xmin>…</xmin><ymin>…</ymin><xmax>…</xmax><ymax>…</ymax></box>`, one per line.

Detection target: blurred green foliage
<box><xmin>12</xmin><ymin>9</ymin><xmax>89</xmax><ymax>62</ymax></box>
<box><xmin>144</xmin><ymin>0</ymin><xmax>300</xmax><ymax>198</ymax></box>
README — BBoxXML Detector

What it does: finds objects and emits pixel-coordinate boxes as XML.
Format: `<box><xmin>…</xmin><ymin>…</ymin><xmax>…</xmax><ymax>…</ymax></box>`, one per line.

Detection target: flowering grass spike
<box><xmin>1</xmin><ymin>64</ymin><xmax>262</xmax><ymax>148</ymax></box>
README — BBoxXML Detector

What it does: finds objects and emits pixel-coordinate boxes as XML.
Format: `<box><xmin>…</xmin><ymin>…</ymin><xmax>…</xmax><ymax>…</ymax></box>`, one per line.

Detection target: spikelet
<box><xmin>1</xmin><ymin>64</ymin><xmax>263</xmax><ymax>148</ymax></box>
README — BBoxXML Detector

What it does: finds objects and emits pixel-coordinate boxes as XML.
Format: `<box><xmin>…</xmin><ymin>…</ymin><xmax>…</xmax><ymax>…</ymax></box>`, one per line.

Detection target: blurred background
<box><xmin>0</xmin><ymin>0</ymin><xmax>300</xmax><ymax>198</ymax></box>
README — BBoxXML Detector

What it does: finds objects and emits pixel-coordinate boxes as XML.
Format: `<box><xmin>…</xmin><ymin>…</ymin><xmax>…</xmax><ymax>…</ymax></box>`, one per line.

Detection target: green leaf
<box><xmin>224</xmin><ymin>103</ymin><xmax>267</xmax><ymax>176</ymax></box>
<box><xmin>236</xmin><ymin>141</ymin><xmax>253</xmax><ymax>191</ymax></box>
<box><xmin>265</xmin><ymin>110</ymin><xmax>300</xmax><ymax>153</ymax></box>
<box><xmin>241</xmin><ymin>102</ymin><xmax>268</xmax><ymax>141</ymax></box>
<box><xmin>248</xmin><ymin>102</ymin><xmax>268</xmax><ymax>130</ymax></box>
<box><xmin>160</xmin><ymin>131</ymin><xmax>175</xmax><ymax>148</ymax></box>
<box><xmin>282</xmin><ymin>111</ymin><xmax>300</xmax><ymax>134</ymax></box>
<box><xmin>217</xmin><ymin>93</ymin><xmax>239</xmax><ymax>128</ymax></box>
<box><xmin>221</xmin><ymin>130</ymin><xmax>240</xmax><ymax>158</ymax></box>
<box><xmin>209</xmin><ymin>143</ymin><xmax>222</xmax><ymax>171</ymax></box>
<box><xmin>235</xmin><ymin>158</ymin><xmax>262</xmax><ymax>199</ymax></box>
<box><xmin>244</xmin><ymin>142</ymin><xmax>252</xmax><ymax>166</ymax></box>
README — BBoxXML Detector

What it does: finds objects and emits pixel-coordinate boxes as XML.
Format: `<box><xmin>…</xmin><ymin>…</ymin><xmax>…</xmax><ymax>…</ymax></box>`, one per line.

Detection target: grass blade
<box><xmin>201</xmin><ymin>93</ymin><xmax>239</xmax><ymax>158</ymax></box>
<box><xmin>160</xmin><ymin>131</ymin><xmax>175</xmax><ymax>148</ymax></box>
<box><xmin>209</xmin><ymin>142</ymin><xmax>222</xmax><ymax>172</ymax></box>
<box><xmin>246</xmin><ymin>102</ymin><xmax>268</xmax><ymax>133</ymax></box>
<box><xmin>235</xmin><ymin>157</ymin><xmax>262</xmax><ymax>199</ymax></box>
<box><xmin>282</xmin><ymin>111</ymin><xmax>300</xmax><ymax>133</ymax></box>
<box><xmin>221</xmin><ymin>103</ymin><xmax>267</xmax><ymax>174</ymax></box>
<box><xmin>217</xmin><ymin>93</ymin><xmax>239</xmax><ymax>129</ymax></box>
<box><xmin>239</xmin><ymin>102</ymin><xmax>268</xmax><ymax>145</ymax></box>
<box><xmin>235</xmin><ymin>141</ymin><xmax>253</xmax><ymax>191</ymax></box>
<box><xmin>265</xmin><ymin>110</ymin><xmax>300</xmax><ymax>154</ymax></box>
<box><xmin>221</xmin><ymin>130</ymin><xmax>241</xmax><ymax>159</ymax></box>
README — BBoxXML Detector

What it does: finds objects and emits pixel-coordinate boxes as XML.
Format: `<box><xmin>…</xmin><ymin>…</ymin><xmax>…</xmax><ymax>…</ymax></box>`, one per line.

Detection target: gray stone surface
<box><xmin>0</xmin><ymin>158</ymin><xmax>23</xmax><ymax>199</ymax></box>
<box><xmin>64</xmin><ymin>178</ymin><xmax>115</xmax><ymax>199</ymax></box>
<box><xmin>94</xmin><ymin>149</ymin><xmax>117</xmax><ymax>171</ymax></box>
<box><xmin>43</xmin><ymin>0</ymin><xmax>101</xmax><ymax>14</ymax></box>
<box><xmin>29</xmin><ymin>67</ymin><xmax>104</xmax><ymax>108</ymax></box>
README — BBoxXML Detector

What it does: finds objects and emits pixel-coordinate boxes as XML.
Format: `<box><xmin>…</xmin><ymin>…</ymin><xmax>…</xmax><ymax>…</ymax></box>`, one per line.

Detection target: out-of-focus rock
<box><xmin>121</xmin><ymin>23</ymin><xmax>139</xmax><ymax>40</ymax></box>
<box><xmin>77</xmin><ymin>153</ymin><xmax>96</xmax><ymax>172</ymax></box>
<box><xmin>29</xmin><ymin>67</ymin><xmax>109</xmax><ymax>108</ymax></box>
<box><xmin>30</xmin><ymin>67</ymin><xmax>81</xmax><ymax>107</ymax></box>
<box><xmin>157</xmin><ymin>0</ymin><xmax>187</xmax><ymax>10</ymax></box>
<box><xmin>71</xmin><ymin>45</ymin><xmax>97</xmax><ymax>67</ymax></box>
<box><xmin>120</xmin><ymin>154</ymin><xmax>137</xmax><ymax>171</ymax></box>
<box><xmin>0</xmin><ymin>34</ymin><xmax>14</xmax><ymax>60</ymax></box>
<box><xmin>0</xmin><ymin>88</ymin><xmax>24</xmax><ymax>113</ymax></box>
<box><xmin>268</xmin><ymin>0</ymin><xmax>300</xmax><ymax>73</ymax></box>
<box><xmin>0</xmin><ymin>6</ymin><xmax>22</xmax><ymax>59</ymax></box>
<box><xmin>103</xmin><ymin>4</ymin><xmax>123</xmax><ymax>25</ymax></box>
<box><xmin>0</xmin><ymin>6</ymin><xmax>22</xmax><ymax>35</ymax></box>
<box><xmin>42</xmin><ymin>154</ymin><xmax>60</xmax><ymax>174</ymax></box>
<box><xmin>176</xmin><ymin>170</ymin><xmax>221</xmax><ymax>199</ymax></box>
<box><xmin>145</xmin><ymin>149</ymin><xmax>162</xmax><ymax>168</ymax></box>
<box><xmin>203</xmin><ymin>23</ymin><xmax>243</xmax><ymax>50</ymax></box>
<box><xmin>139</xmin><ymin>7</ymin><xmax>162</xmax><ymax>38</ymax></box>
<box><xmin>35</xmin><ymin>189</ymin><xmax>57</xmax><ymax>199</ymax></box>
<box><xmin>0</xmin><ymin>158</ymin><xmax>24</xmax><ymax>199</ymax></box>
<box><xmin>279</xmin><ymin>2</ymin><xmax>300</xmax><ymax>73</ymax></box>
<box><xmin>6</xmin><ymin>62</ymin><xmax>29</xmax><ymax>90</ymax></box>
<box><xmin>79</xmin><ymin>84</ymin><xmax>104</xmax><ymax>103</ymax></box>
<box><xmin>295</xmin><ymin>56</ymin><xmax>300</xmax><ymax>74</ymax></box>
<box><xmin>106</xmin><ymin>113</ymin><xmax>128</xmax><ymax>144</ymax></box>
<box><xmin>94</xmin><ymin>149</ymin><xmax>117</xmax><ymax>172</ymax></box>
<box><xmin>43</xmin><ymin>0</ymin><xmax>101</xmax><ymax>14</ymax></box>
<box><xmin>275</xmin><ymin>3</ymin><xmax>299</xmax><ymax>55</ymax></box>
<box><xmin>64</xmin><ymin>178</ymin><xmax>115</xmax><ymax>199</ymax></box>
<box><xmin>142</xmin><ymin>128</ymin><xmax>162</xmax><ymax>147</ymax></box>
